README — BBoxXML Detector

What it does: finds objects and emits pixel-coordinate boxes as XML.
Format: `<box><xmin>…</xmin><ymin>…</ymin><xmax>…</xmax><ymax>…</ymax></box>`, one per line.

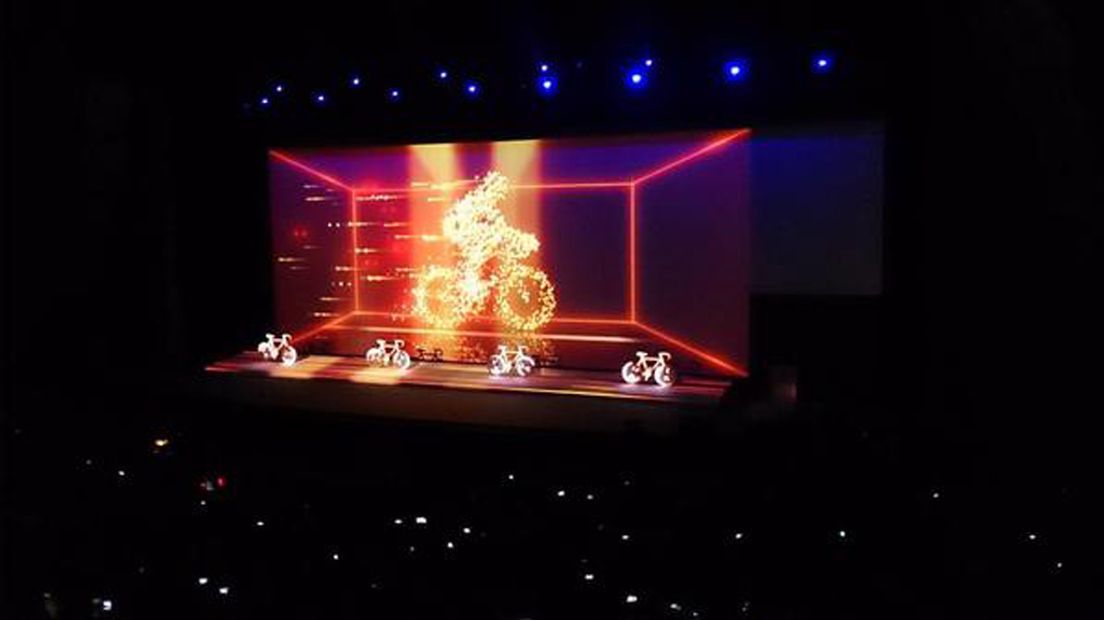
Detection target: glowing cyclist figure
<box><xmin>412</xmin><ymin>172</ymin><xmax>557</xmax><ymax>332</ymax></box>
<box><xmin>365</xmin><ymin>339</ymin><xmax>412</xmax><ymax>370</ymax></box>
<box><xmin>621</xmin><ymin>351</ymin><xmax>675</xmax><ymax>387</ymax></box>
<box><xmin>258</xmin><ymin>333</ymin><xmax>297</xmax><ymax>366</ymax></box>
<box><xmin>488</xmin><ymin>344</ymin><xmax>536</xmax><ymax>377</ymax></box>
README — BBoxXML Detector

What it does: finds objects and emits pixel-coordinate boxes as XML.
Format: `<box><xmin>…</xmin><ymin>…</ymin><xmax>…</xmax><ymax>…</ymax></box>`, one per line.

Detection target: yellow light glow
<box><xmin>411</xmin><ymin>172</ymin><xmax>556</xmax><ymax>331</ymax></box>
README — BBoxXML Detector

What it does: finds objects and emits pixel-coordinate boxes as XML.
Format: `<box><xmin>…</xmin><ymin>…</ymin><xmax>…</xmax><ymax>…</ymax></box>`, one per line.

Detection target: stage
<box><xmin>203</xmin><ymin>347</ymin><xmax>733</xmax><ymax>434</ymax></box>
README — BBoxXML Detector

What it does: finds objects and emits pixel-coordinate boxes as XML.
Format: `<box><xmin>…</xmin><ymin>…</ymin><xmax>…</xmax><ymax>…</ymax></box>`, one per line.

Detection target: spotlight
<box><xmin>537</xmin><ymin>75</ymin><xmax>557</xmax><ymax>95</ymax></box>
<box><xmin>626</xmin><ymin>70</ymin><xmax>646</xmax><ymax>89</ymax></box>
<box><xmin>812</xmin><ymin>53</ymin><xmax>833</xmax><ymax>74</ymax></box>
<box><xmin>539</xmin><ymin>63</ymin><xmax>549</xmax><ymax>73</ymax></box>
<box><xmin>314</xmin><ymin>93</ymin><xmax>326</xmax><ymax>104</ymax></box>
<box><xmin>389</xmin><ymin>89</ymin><xmax>400</xmax><ymax>101</ymax></box>
<box><xmin>351</xmin><ymin>76</ymin><xmax>361</xmax><ymax>87</ymax></box>
<box><xmin>465</xmin><ymin>81</ymin><xmax>479</xmax><ymax>96</ymax></box>
<box><xmin>644</xmin><ymin>58</ymin><xmax>654</xmax><ymax>67</ymax></box>
<box><xmin>260</xmin><ymin>97</ymin><xmax>270</xmax><ymax>106</ymax></box>
<box><xmin>438</xmin><ymin>70</ymin><xmax>448</xmax><ymax>80</ymax></box>
<box><xmin>274</xmin><ymin>84</ymin><xmax>284</xmax><ymax>93</ymax></box>
<box><xmin>724</xmin><ymin>59</ymin><xmax>748</xmax><ymax>82</ymax></box>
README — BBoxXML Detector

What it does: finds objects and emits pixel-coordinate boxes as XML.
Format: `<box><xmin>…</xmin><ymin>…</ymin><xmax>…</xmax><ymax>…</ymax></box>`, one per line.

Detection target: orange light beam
<box><xmin>295</xmin><ymin>311</ymin><xmax>359</xmax><ymax>344</ymax></box>
<box><xmin>634</xmin><ymin>320</ymin><xmax>748</xmax><ymax>377</ymax></box>
<box><xmin>269</xmin><ymin>150</ymin><xmax>354</xmax><ymax>191</ymax></box>
<box><xmin>349</xmin><ymin>190</ymin><xmax>360</xmax><ymax>311</ymax></box>
<box><xmin>631</xmin><ymin>129</ymin><xmax>751</xmax><ymax>186</ymax></box>
<box><xmin>629</xmin><ymin>183</ymin><xmax>637</xmax><ymax>322</ymax></box>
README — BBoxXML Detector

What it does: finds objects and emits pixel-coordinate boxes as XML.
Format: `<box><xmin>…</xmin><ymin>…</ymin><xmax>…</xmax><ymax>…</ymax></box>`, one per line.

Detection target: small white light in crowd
<box><xmin>583</xmin><ymin>573</ymin><xmax>594</xmax><ymax>581</ymax></box>
<box><xmin>85</xmin><ymin>459</ymin><xmax>93</xmax><ymax>466</ymax></box>
<box><xmin>218</xmin><ymin>586</ymin><xmax>229</xmax><ymax>595</ymax></box>
<box><xmin>332</xmin><ymin>553</ymin><xmax>340</xmax><ymax>560</ymax></box>
<box><xmin>446</xmin><ymin>541</ymin><xmax>454</xmax><ymax>549</ymax></box>
<box><xmin>556</xmin><ymin>489</ymin><xmax>565</xmax><ymax>497</ymax></box>
<box><xmin>394</xmin><ymin>518</ymin><xmax>403</xmax><ymax>525</ymax></box>
<box><xmin>462</xmin><ymin>527</ymin><xmax>471</xmax><ymax>534</ymax></box>
<box><xmin>197</xmin><ymin>577</ymin><xmax>208</xmax><ymax>585</ymax></box>
<box><xmin>117</xmin><ymin>470</ymin><xmax>126</xmax><ymax>477</ymax></box>
<box><xmin>199</xmin><ymin>500</ymin><xmax>207</xmax><ymax>506</ymax></box>
<box><xmin>734</xmin><ymin>532</ymin><xmax>744</xmax><ymax>540</ymax></box>
<box><xmin>586</xmin><ymin>494</ymin><xmax>594</xmax><ymax>501</ymax></box>
<box><xmin>275</xmin><ymin>84</ymin><xmax>284</xmax><ymax>93</ymax></box>
<box><xmin>507</xmin><ymin>473</ymin><xmax>515</xmax><ymax>481</ymax></box>
<box><xmin>256</xmin><ymin>520</ymin><xmax>265</xmax><ymax>527</ymax></box>
<box><xmin>644</xmin><ymin>58</ymin><xmax>653</xmax><ymax>67</ymax></box>
<box><xmin>623</xmin><ymin>479</ymin><xmax>631</xmax><ymax>486</ymax></box>
<box><xmin>409</xmin><ymin>545</ymin><xmax>416</xmax><ymax>553</ymax></box>
<box><xmin>1028</xmin><ymin>533</ymin><xmax>1037</xmax><ymax>541</ymax></box>
<box><xmin>931</xmin><ymin>490</ymin><xmax>940</xmax><ymax>499</ymax></box>
<box><xmin>838</xmin><ymin>530</ymin><xmax>847</xmax><ymax>539</ymax></box>
<box><xmin>415</xmin><ymin>516</ymin><xmax>427</xmax><ymax>525</ymax></box>
<box><xmin>1056</xmin><ymin>561</ymin><xmax>1063</xmax><ymax>569</ymax></box>
<box><xmin>102</xmin><ymin>599</ymin><xmax>113</xmax><ymax>611</ymax></box>
<box><xmin>670</xmin><ymin>602</ymin><xmax>682</xmax><ymax>611</ymax></box>
<box><xmin>621</xmin><ymin>534</ymin><xmax>630</xmax><ymax>541</ymax></box>
<box><xmin>626</xmin><ymin>594</ymin><xmax>639</xmax><ymax>604</ymax></box>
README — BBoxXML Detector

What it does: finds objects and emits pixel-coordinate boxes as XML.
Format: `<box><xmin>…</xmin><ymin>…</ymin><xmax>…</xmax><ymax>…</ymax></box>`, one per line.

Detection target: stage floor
<box><xmin>206</xmin><ymin>352</ymin><xmax>729</xmax><ymax>406</ymax></box>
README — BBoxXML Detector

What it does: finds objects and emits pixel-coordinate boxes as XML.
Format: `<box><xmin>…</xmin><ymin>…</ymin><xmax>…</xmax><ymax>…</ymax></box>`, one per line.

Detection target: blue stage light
<box><xmin>626</xmin><ymin>70</ymin><xmax>646</xmax><ymax>89</ymax></box>
<box><xmin>724</xmin><ymin>60</ymin><xmax>748</xmax><ymax>82</ymax></box>
<box><xmin>351</xmin><ymin>76</ymin><xmax>361</xmax><ymax>87</ymax></box>
<box><xmin>538</xmin><ymin>75</ymin><xmax>557</xmax><ymax>95</ymax></box>
<box><xmin>389</xmin><ymin>89</ymin><xmax>400</xmax><ymax>100</ymax></box>
<box><xmin>644</xmin><ymin>58</ymin><xmax>654</xmax><ymax>67</ymax></box>
<box><xmin>438</xmin><ymin>70</ymin><xmax>448</xmax><ymax>80</ymax></box>
<box><xmin>314</xmin><ymin>93</ymin><xmax>326</xmax><ymax>104</ymax></box>
<box><xmin>540</xmin><ymin>63</ymin><xmax>549</xmax><ymax>73</ymax></box>
<box><xmin>274</xmin><ymin>84</ymin><xmax>284</xmax><ymax>93</ymax></box>
<box><xmin>465</xmin><ymin>82</ymin><xmax>479</xmax><ymax>96</ymax></box>
<box><xmin>812</xmin><ymin>53</ymin><xmax>833</xmax><ymax>74</ymax></box>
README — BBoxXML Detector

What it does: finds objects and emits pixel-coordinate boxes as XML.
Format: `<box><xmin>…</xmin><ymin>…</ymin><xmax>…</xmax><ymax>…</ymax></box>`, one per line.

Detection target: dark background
<box><xmin>5</xmin><ymin>0</ymin><xmax>1100</xmax><ymax>430</ymax></box>
<box><xmin>2</xmin><ymin>0</ymin><xmax>1103</xmax><ymax>615</ymax></box>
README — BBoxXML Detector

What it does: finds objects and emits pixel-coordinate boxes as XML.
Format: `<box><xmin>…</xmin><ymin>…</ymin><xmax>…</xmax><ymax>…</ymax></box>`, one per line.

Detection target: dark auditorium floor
<box><xmin>1</xmin><ymin>385</ymin><xmax>1095</xmax><ymax>619</ymax></box>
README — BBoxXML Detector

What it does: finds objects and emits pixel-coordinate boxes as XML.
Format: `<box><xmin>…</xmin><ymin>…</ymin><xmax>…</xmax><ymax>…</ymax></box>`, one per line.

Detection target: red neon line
<box><xmin>295</xmin><ymin>311</ymin><xmax>359</xmax><ymax>343</ymax></box>
<box><xmin>634</xmin><ymin>321</ymin><xmax>747</xmax><ymax>377</ymax></box>
<box><xmin>629</xmin><ymin>184</ymin><xmax>637</xmax><ymax>322</ymax></box>
<box><xmin>269</xmin><ymin>151</ymin><xmax>353</xmax><ymax>190</ymax></box>
<box><xmin>350</xmin><ymin>190</ymin><xmax>360</xmax><ymax>311</ymax></box>
<box><xmin>514</xmin><ymin>181</ymin><xmax>631</xmax><ymax>190</ymax></box>
<box><xmin>632</xmin><ymin>129</ymin><xmax>751</xmax><ymax>186</ymax></box>
<box><xmin>353</xmin><ymin>310</ymin><xmax>633</xmax><ymax>326</ymax></box>
<box><xmin>353</xmin><ymin>180</ymin><xmax>628</xmax><ymax>194</ymax></box>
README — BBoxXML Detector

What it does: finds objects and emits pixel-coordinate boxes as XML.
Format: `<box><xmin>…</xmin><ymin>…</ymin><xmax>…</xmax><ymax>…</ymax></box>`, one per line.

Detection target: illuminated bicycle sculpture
<box><xmin>488</xmin><ymin>344</ymin><xmax>536</xmax><ymax>377</ymax></box>
<box><xmin>365</xmin><ymin>339</ymin><xmax>412</xmax><ymax>370</ymax></box>
<box><xmin>621</xmin><ymin>351</ymin><xmax>675</xmax><ymax>388</ymax></box>
<box><xmin>413</xmin><ymin>172</ymin><xmax>557</xmax><ymax>332</ymax></box>
<box><xmin>258</xmin><ymin>333</ymin><xmax>298</xmax><ymax>366</ymax></box>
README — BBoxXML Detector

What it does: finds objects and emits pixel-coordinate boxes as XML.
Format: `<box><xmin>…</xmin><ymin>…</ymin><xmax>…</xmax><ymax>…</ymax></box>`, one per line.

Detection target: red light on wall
<box><xmin>216</xmin><ymin>476</ymin><xmax>227</xmax><ymax>489</ymax></box>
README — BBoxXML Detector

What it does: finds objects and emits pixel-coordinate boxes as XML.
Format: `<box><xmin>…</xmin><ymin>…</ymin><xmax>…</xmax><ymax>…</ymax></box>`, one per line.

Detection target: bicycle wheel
<box><xmin>495</xmin><ymin>265</ymin><xmax>556</xmax><ymax>332</ymax></box>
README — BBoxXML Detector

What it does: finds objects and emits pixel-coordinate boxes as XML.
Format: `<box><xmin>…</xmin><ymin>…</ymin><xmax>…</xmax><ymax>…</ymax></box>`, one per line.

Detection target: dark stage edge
<box><xmin>202</xmin><ymin>353</ymin><xmax>733</xmax><ymax>434</ymax></box>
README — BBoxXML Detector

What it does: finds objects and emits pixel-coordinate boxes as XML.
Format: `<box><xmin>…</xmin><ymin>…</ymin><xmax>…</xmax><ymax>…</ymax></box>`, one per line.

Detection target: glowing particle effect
<box><xmin>218</xmin><ymin>586</ymin><xmax>229</xmax><ymax>595</ymax></box>
<box><xmin>626</xmin><ymin>594</ymin><xmax>639</xmax><ymax>604</ymax></box>
<box><xmin>412</xmin><ymin>172</ymin><xmax>556</xmax><ymax>331</ymax></box>
<box><xmin>197</xmin><ymin>577</ymin><xmax>208</xmax><ymax>586</ymax></box>
<box><xmin>583</xmin><ymin>573</ymin><xmax>594</xmax><ymax>581</ymax></box>
<box><xmin>462</xmin><ymin>527</ymin><xmax>471</xmax><ymax>534</ymax></box>
<box><xmin>415</xmin><ymin>516</ymin><xmax>427</xmax><ymax>525</ymax></box>
<box><xmin>838</xmin><ymin>530</ymin><xmax>847</xmax><ymax>539</ymax></box>
<box><xmin>734</xmin><ymin>532</ymin><xmax>744</xmax><ymax>540</ymax></box>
